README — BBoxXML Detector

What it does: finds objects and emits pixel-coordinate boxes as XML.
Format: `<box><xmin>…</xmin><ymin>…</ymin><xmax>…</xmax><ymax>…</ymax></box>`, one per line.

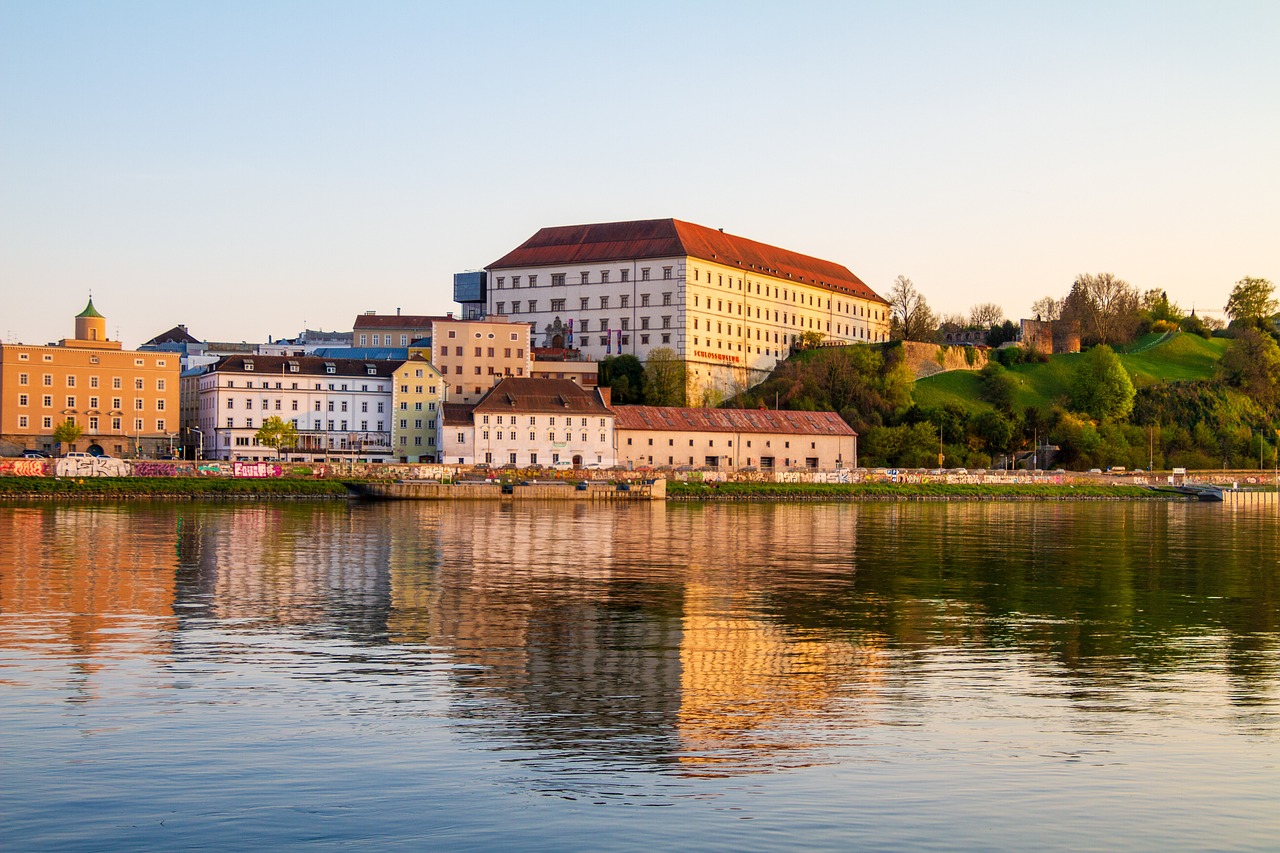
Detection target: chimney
<box><xmin>598</xmin><ymin>386</ymin><xmax>612</xmax><ymax>408</ymax></box>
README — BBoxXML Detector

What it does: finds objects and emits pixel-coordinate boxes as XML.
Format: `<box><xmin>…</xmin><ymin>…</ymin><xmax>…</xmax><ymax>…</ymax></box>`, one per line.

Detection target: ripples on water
<box><xmin>1</xmin><ymin>500</ymin><xmax>1278</xmax><ymax>850</ymax></box>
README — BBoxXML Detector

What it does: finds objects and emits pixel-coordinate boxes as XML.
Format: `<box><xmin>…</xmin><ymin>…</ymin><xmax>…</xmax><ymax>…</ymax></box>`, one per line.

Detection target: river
<box><xmin>1</xmin><ymin>500</ymin><xmax>1277</xmax><ymax>850</ymax></box>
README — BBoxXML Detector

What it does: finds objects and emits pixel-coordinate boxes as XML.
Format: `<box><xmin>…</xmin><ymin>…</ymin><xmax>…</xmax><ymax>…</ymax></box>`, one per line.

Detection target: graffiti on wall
<box><xmin>55</xmin><ymin>457</ymin><xmax>131</xmax><ymax>478</ymax></box>
<box><xmin>233</xmin><ymin>461</ymin><xmax>282</xmax><ymax>478</ymax></box>
<box><xmin>132</xmin><ymin>462</ymin><xmax>180</xmax><ymax>477</ymax></box>
<box><xmin>0</xmin><ymin>460</ymin><xmax>51</xmax><ymax>477</ymax></box>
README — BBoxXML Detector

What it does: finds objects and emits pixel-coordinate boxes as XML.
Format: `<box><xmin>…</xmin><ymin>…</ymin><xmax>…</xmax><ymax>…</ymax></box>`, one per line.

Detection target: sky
<box><xmin>2</xmin><ymin>1</ymin><xmax>1277</xmax><ymax>347</ymax></box>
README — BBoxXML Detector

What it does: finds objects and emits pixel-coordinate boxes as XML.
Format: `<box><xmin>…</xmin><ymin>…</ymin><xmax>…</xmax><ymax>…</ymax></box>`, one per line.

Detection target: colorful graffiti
<box><xmin>55</xmin><ymin>456</ymin><xmax>131</xmax><ymax>478</ymax></box>
<box><xmin>132</xmin><ymin>462</ymin><xmax>180</xmax><ymax>477</ymax></box>
<box><xmin>0</xmin><ymin>460</ymin><xmax>51</xmax><ymax>477</ymax></box>
<box><xmin>233</xmin><ymin>461</ymin><xmax>282</xmax><ymax>478</ymax></box>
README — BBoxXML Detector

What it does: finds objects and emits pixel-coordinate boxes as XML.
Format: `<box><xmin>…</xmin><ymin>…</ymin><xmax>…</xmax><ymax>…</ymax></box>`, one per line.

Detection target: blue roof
<box><xmin>310</xmin><ymin>347</ymin><xmax>409</xmax><ymax>360</ymax></box>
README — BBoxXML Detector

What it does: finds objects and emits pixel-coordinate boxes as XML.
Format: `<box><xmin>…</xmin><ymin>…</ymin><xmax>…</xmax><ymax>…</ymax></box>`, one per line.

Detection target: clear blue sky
<box><xmin>2</xmin><ymin>1</ymin><xmax>1277</xmax><ymax>346</ymax></box>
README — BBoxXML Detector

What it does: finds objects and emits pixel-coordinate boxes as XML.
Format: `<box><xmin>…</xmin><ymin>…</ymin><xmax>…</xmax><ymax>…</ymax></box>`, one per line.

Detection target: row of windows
<box><xmin>398</xmin><ymin>435</ymin><xmax>435</xmax><ymax>446</ymax></box>
<box><xmin>442</xmin><ymin>329</ymin><xmax>524</xmax><ymax>341</ymax></box>
<box><xmin>499</xmin><ymin>294</ymin><xmax>675</xmax><ymax>315</ymax></box>
<box><xmin>357</xmin><ymin>333</ymin><xmax>414</xmax><ymax>346</ymax></box>
<box><xmin>223</xmin><ymin>418</ymin><xmax>386</xmax><ymax>432</ymax></box>
<box><xmin>479</xmin><ymin>415</ymin><xmax>606</xmax><ymax>427</ymax></box>
<box><xmin>11</xmin><ymin>353</ymin><xmax>166</xmax><ymax>366</ymax></box>
<box><xmin>624</xmin><ymin>436</ymin><xmax>811</xmax><ymax>449</ymax></box>
<box><xmin>396</xmin><ymin>418</ymin><xmax>435</xmax><ymax>430</ymax></box>
<box><xmin>434</xmin><ymin>364</ymin><xmax>525</xmax><ymax>377</ymax></box>
<box><xmin>480</xmin><ymin>431</ymin><xmax>607</xmax><ymax>444</ymax></box>
<box><xmin>17</xmin><ymin>374</ymin><xmax>165</xmax><ymax>390</ymax></box>
<box><xmin>436</xmin><ymin>346</ymin><xmax>525</xmax><ymax>359</ymax></box>
<box><xmin>16</xmin><ymin>394</ymin><xmax>161</xmax><ymax>411</ymax></box>
<box><xmin>495</xmin><ymin>267</ymin><xmax>674</xmax><ymax>289</ymax></box>
<box><xmin>18</xmin><ymin>414</ymin><xmax>162</xmax><ymax>432</ymax></box>
<box><xmin>692</xmin><ymin>268</ymin><xmax>885</xmax><ymax>321</ymax></box>
<box><xmin>223</xmin><ymin>398</ymin><xmax>386</xmax><ymax>413</ymax></box>
<box><xmin>217</xmin><ymin>380</ymin><xmax>386</xmax><ymax>392</ymax></box>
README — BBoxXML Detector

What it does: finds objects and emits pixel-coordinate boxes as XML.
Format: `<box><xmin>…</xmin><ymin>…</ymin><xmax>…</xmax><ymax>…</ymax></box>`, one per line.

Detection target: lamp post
<box><xmin>190</xmin><ymin>426</ymin><xmax>202</xmax><ymax>461</ymax></box>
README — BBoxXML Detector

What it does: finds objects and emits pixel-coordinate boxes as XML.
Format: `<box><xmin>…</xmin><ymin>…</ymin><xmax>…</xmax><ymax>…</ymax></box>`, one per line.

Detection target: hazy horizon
<box><xmin>3</xmin><ymin>1</ymin><xmax>1277</xmax><ymax>347</ymax></box>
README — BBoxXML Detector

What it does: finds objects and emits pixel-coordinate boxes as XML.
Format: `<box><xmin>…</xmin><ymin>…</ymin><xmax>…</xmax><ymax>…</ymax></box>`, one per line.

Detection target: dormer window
<box><xmin>244</xmin><ymin>361</ymin><xmax>254</xmax><ymax>371</ymax></box>
<box><xmin>325</xmin><ymin>363</ymin><xmax>336</xmax><ymax>375</ymax></box>
<box><xmin>288</xmin><ymin>362</ymin><xmax>300</xmax><ymax>373</ymax></box>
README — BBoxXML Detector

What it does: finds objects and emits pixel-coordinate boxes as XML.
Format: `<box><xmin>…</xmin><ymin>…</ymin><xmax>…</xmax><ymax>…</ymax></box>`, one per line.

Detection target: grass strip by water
<box><xmin>666</xmin><ymin>481</ymin><xmax>1165</xmax><ymax>500</ymax></box>
<box><xmin>0</xmin><ymin>476</ymin><xmax>352</xmax><ymax>499</ymax></box>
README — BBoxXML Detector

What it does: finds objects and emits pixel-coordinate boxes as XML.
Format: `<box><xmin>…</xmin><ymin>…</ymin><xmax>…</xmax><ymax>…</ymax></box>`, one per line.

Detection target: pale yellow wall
<box><xmin>391</xmin><ymin>360</ymin><xmax>444</xmax><ymax>462</ymax></box>
<box><xmin>430</xmin><ymin>318</ymin><xmax>533</xmax><ymax>404</ymax></box>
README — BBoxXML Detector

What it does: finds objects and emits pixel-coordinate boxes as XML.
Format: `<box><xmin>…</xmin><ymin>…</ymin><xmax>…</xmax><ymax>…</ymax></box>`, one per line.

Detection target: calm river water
<box><xmin>2</xmin><ymin>499</ymin><xmax>1278</xmax><ymax>851</ymax></box>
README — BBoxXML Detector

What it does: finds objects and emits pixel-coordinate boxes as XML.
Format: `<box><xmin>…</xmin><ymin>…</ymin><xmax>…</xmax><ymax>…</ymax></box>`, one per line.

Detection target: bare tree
<box><xmin>1064</xmin><ymin>273</ymin><xmax>1140</xmax><ymax>345</ymax></box>
<box><xmin>888</xmin><ymin>275</ymin><xmax>938</xmax><ymax>342</ymax></box>
<box><xmin>969</xmin><ymin>303</ymin><xmax>1005</xmax><ymax>328</ymax></box>
<box><xmin>1029</xmin><ymin>296</ymin><xmax>1063</xmax><ymax>322</ymax></box>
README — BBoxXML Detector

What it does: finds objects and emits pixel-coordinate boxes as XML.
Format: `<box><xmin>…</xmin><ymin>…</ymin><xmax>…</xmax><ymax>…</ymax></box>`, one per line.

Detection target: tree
<box><xmin>969</xmin><ymin>303</ymin><xmax>1005</xmax><ymax>328</ymax></box>
<box><xmin>1224</xmin><ymin>277</ymin><xmax>1277</xmax><ymax>324</ymax></box>
<box><xmin>642</xmin><ymin>347</ymin><xmax>686</xmax><ymax>407</ymax></box>
<box><xmin>1217</xmin><ymin>327</ymin><xmax>1280</xmax><ymax>411</ymax></box>
<box><xmin>986</xmin><ymin>320</ymin><xmax>1019</xmax><ymax>348</ymax></box>
<box><xmin>1070</xmin><ymin>345</ymin><xmax>1135</xmax><ymax>421</ymax></box>
<box><xmin>255</xmin><ymin>416</ymin><xmax>297</xmax><ymax>459</ymax></box>
<box><xmin>1063</xmin><ymin>273</ymin><xmax>1141</xmax><ymax>346</ymax></box>
<box><xmin>1029</xmin><ymin>296</ymin><xmax>1063</xmax><ymax>322</ymax></box>
<box><xmin>796</xmin><ymin>330</ymin><xmax>826</xmax><ymax>350</ymax></box>
<box><xmin>52</xmin><ymin>419</ymin><xmax>83</xmax><ymax>454</ymax></box>
<box><xmin>888</xmin><ymin>275</ymin><xmax>938</xmax><ymax>342</ymax></box>
<box><xmin>978</xmin><ymin>362</ymin><xmax>1018</xmax><ymax>413</ymax></box>
<box><xmin>1142</xmin><ymin>289</ymin><xmax>1183</xmax><ymax>323</ymax></box>
<box><xmin>599</xmin><ymin>355</ymin><xmax>645</xmax><ymax>404</ymax></box>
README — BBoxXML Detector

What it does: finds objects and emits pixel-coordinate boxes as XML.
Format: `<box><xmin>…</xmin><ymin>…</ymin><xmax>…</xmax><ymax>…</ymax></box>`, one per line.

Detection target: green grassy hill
<box><xmin>913</xmin><ymin>332</ymin><xmax>1228</xmax><ymax>413</ymax></box>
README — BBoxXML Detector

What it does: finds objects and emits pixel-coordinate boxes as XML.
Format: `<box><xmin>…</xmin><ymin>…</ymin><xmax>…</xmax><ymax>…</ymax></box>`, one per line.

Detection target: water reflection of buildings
<box><xmin>4</xmin><ymin>499</ymin><xmax>1277</xmax><ymax>766</ymax></box>
<box><xmin>0</xmin><ymin>505</ymin><xmax>178</xmax><ymax>697</ymax></box>
<box><xmin>384</xmin><ymin>502</ymin><xmax>889</xmax><ymax>774</ymax></box>
<box><xmin>180</xmin><ymin>504</ymin><xmax>394</xmax><ymax>640</ymax></box>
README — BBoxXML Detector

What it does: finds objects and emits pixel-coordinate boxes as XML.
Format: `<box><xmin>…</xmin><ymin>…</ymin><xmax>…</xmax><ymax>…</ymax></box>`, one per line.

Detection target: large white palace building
<box><xmin>485</xmin><ymin>219</ymin><xmax>890</xmax><ymax>402</ymax></box>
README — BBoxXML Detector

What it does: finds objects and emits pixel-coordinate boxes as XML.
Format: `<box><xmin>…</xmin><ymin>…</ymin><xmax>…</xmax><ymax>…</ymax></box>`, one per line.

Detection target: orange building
<box><xmin>0</xmin><ymin>299</ymin><xmax>180</xmax><ymax>456</ymax></box>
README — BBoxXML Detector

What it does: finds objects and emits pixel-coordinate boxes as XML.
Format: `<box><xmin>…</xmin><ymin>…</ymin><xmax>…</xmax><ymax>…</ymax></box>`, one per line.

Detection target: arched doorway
<box><xmin>572</xmin><ymin>454</ymin><xmax>583</xmax><ymax>469</ymax></box>
<box><xmin>86</xmin><ymin>443</ymin><xmax>105</xmax><ymax>457</ymax></box>
<box><xmin>551</xmin><ymin>334</ymin><xmax>565</xmax><ymax>348</ymax></box>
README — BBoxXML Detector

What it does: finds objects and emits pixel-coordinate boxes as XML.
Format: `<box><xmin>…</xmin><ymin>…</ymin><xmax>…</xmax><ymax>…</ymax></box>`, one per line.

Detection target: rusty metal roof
<box><xmin>472</xmin><ymin>378</ymin><xmax>611</xmax><ymax>416</ymax></box>
<box><xmin>613</xmin><ymin>405</ymin><xmax>856</xmax><ymax>436</ymax></box>
<box><xmin>442</xmin><ymin>403</ymin><xmax>475</xmax><ymax>426</ymax></box>
<box><xmin>488</xmin><ymin>218</ymin><xmax>886</xmax><ymax>303</ymax></box>
<box><xmin>352</xmin><ymin>314</ymin><xmax>445</xmax><ymax>330</ymax></box>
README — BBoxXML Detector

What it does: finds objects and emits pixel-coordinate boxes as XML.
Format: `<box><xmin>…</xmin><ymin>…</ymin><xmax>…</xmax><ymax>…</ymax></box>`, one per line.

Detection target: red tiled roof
<box><xmin>472</xmin><ymin>378</ymin><xmax>610</xmax><ymax>416</ymax></box>
<box><xmin>488</xmin><ymin>218</ymin><xmax>886</xmax><ymax>303</ymax></box>
<box><xmin>352</xmin><ymin>314</ymin><xmax>445</xmax><ymax>330</ymax></box>
<box><xmin>613</xmin><ymin>405</ymin><xmax>856</xmax><ymax>436</ymax></box>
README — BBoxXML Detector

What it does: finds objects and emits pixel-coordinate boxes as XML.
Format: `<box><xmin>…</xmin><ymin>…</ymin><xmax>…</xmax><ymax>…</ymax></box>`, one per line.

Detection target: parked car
<box><xmin>21</xmin><ymin>449</ymin><xmax>49</xmax><ymax>458</ymax></box>
<box><xmin>64</xmin><ymin>451</ymin><xmax>93</xmax><ymax>459</ymax></box>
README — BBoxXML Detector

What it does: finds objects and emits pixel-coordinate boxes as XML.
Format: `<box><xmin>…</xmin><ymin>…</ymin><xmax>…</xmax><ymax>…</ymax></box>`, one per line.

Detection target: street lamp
<box><xmin>190</xmin><ymin>426</ymin><xmax>203</xmax><ymax>461</ymax></box>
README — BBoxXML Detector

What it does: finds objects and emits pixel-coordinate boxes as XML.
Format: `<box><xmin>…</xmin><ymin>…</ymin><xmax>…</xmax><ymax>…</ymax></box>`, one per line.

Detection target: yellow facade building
<box><xmin>486</xmin><ymin>219</ymin><xmax>891</xmax><ymax>404</ymax></box>
<box><xmin>391</xmin><ymin>356</ymin><xmax>445</xmax><ymax>463</ymax></box>
<box><xmin>0</xmin><ymin>300</ymin><xmax>179</xmax><ymax>456</ymax></box>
